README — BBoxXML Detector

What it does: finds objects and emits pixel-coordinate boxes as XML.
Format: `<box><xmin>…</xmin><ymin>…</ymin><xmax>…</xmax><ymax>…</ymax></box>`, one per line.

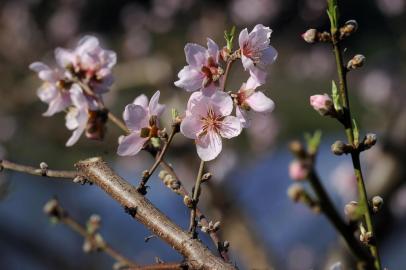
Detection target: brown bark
<box><xmin>75</xmin><ymin>157</ymin><xmax>235</xmax><ymax>270</ymax></box>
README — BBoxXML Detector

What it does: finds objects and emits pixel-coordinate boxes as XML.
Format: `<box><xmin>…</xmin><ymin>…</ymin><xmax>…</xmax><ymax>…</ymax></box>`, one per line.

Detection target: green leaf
<box><xmin>352</xmin><ymin>118</ymin><xmax>360</xmax><ymax>146</ymax></box>
<box><xmin>331</xmin><ymin>80</ymin><xmax>342</xmax><ymax>112</ymax></box>
<box><xmin>305</xmin><ymin>130</ymin><xmax>323</xmax><ymax>155</ymax></box>
<box><xmin>224</xmin><ymin>26</ymin><xmax>236</xmax><ymax>51</ymax></box>
<box><xmin>171</xmin><ymin>108</ymin><xmax>179</xmax><ymax>122</ymax></box>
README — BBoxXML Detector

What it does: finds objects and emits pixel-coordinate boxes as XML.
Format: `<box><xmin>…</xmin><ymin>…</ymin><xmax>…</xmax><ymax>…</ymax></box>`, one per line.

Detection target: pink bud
<box><xmin>302</xmin><ymin>29</ymin><xmax>318</xmax><ymax>43</ymax></box>
<box><xmin>309</xmin><ymin>94</ymin><xmax>333</xmax><ymax>116</ymax></box>
<box><xmin>289</xmin><ymin>160</ymin><xmax>308</xmax><ymax>181</ymax></box>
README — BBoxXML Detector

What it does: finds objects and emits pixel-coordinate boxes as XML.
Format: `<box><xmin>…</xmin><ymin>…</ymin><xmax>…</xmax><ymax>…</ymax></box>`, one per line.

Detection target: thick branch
<box><xmin>75</xmin><ymin>157</ymin><xmax>235</xmax><ymax>270</ymax></box>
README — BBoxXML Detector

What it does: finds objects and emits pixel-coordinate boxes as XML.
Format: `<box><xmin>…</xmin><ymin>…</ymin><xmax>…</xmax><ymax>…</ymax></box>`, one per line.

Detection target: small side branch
<box><xmin>0</xmin><ymin>160</ymin><xmax>78</xmax><ymax>180</ymax></box>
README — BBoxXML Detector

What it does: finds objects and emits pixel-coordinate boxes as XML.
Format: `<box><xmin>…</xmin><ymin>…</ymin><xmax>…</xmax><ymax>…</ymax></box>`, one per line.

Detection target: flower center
<box><xmin>199</xmin><ymin>107</ymin><xmax>223</xmax><ymax>137</ymax></box>
<box><xmin>242</xmin><ymin>43</ymin><xmax>261</xmax><ymax>65</ymax></box>
<box><xmin>201</xmin><ymin>57</ymin><xmax>224</xmax><ymax>87</ymax></box>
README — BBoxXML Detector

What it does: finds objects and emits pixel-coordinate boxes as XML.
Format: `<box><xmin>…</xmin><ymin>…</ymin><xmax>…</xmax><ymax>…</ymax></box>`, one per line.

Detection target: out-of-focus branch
<box><xmin>75</xmin><ymin>157</ymin><xmax>235</xmax><ymax>270</ymax></box>
<box><xmin>0</xmin><ymin>159</ymin><xmax>79</xmax><ymax>180</ymax></box>
<box><xmin>43</xmin><ymin>198</ymin><xmax>139</xmax><ymax>269</ymax></box>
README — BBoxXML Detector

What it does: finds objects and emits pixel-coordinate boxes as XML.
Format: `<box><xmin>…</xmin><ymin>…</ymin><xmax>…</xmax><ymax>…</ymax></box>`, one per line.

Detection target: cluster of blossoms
<box><xmin>176</xmin><ymin>24</ymin><xmax>277</xmax><ymax>161</ymax></box>
<box><xmin>30</xmin><ymin>36</ymin><xmax>116</xmax><ymax>146</ymax></box>
<box><xmin>31</xmin><ymin>24</ymin><xmax>277</xmax><ymax>162</ymax></box>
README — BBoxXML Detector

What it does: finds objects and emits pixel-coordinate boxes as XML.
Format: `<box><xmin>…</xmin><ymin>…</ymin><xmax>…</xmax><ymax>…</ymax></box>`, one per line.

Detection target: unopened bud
<box><xmin>344</xmin><ymin>201</ymin><xmax>359</xmax><ymax>221</ymax></box>
<box><xmin>87</xmin><ymin>214</ymin><xmax>101</xmax><ymax>234</ymax></box>
<box><xmin>223</xmin><ymin>241</ymin><xmax>230</xmax><ymax>249</ymax></box>
<box><xmin>289</xmin><ymin>140</ymin><xmax>307</xmax><ymax>159</ymax></box>
<box><xmin>220</xmin><ymin>47</ymin><xmax>231</xmax><ymax>62</ymax></box>
<box><xmin>287</xmin><ymin>184</ymin><xmax>305</xmax><ymax>202</ymax></box>
<box><xmin>310</xmin><ymin>94</ymin><xmax>334</xmax><ymax>116</ymax></box>
<box><xmin>359</xmin><ymin>223</ymin><xmax>372</xmax><ymax>244</ymax></box>
<box><xmin>302</xmin><ymin>29</ymin><xmax>318</xmax><ymax>43</ymax></box>
<box><xmin>158</xmin><ymin>170</ymin><xmax>168</xmax><ymax>179</ymax></box>
<box><xmin>201</xmin><ymin>172</ymin><xmax>212</xmax><ymax>182</ymax></box>
<box><xmin>363</xmin><ymin>133</ymin><xmax>377</xmax><ymax>150</ymax></box>
<box><xmin>372</xmin><ymin>196</ymin><xmax>383</xmax><ymax>213</ymax></box>
<box><xmin>331</xmin><ymin>140</ymin><xmax>352</xmax><ymax>155</ymax></box>
<box><xmin>40</xmin><ymin>162</ymin><xmax>48</xmax><ymax>176</ymax></box>
<box><xmin>289</xmin><ymin>160</ymin><xmax>309</xmax><ymax>181</ymax></box>
<box><xmin>340</xmin><ymin>20</ymin><xmax>358</xmax><ymax>39</ymax></box>
<box><xmin>183</xmin><ymin>195</ymin><xmax>194</xmax><ymax>208</ymax></box>
<box><xmin>347</xmin><ymin>54</ymin><xmax>365</xmax><ymax>70</ymax></box>
<box><xmin>43</xmin><ymin>198</ymin><xmax>60</xmax><ymax>217</ymax></box>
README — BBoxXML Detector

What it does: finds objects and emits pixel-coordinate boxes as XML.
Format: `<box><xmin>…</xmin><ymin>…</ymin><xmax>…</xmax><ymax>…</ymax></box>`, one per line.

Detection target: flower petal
<box><xmin>236</xmin><ymin>106</ymin><xmax>250</xmax><ymax>128</ymax></box>
<box><xmin>132</xmin><ymin>94</ymin><xmax>149</xmax><ymax>109</ymax></box>
<box><xmin>123</xmin><ymin>104</ymin><xmax>148</xmax><ymax>131</ymax></box>
<box><xmin>206</xmin><ymin>38</ymin><xmax>219</xmax><ymax>61</ymax></box>
<box><xmin>196</xmin><ymin>131</ymin><xmax>222</xmax><ymax>161</ymax></box>
<box><xmin>55</xmin><ymin>48</ymin><xmax>75</xmax><ymax>68</ymax></box>
<box><xmin>260</xmin><ymin>46</ymin><xmax>278</xmax><ymax>67</ymax></box>
<box><xmin>117</xmin><ymin>132</ymin><xmax>148</xmax><ymax>156</ymax></box>
<box><xmin>248</xmin><ymin>66</ymin><xmax>267</xmax><ymax>85</ymax></box>
<box><xmin>43</xmin><ymin>92</ymin><xmax>71</xmax><ymax>116</ymax></box>
<box><xmin>246</xmin><ymin>91</ymin><xmax>275</xmax><ymax>112</ymax></box>
<box><xmin>238</xmin><ymin>28</ymin><xmax>249</xmax><ymax>51</ymax></box>
<box><xmin>29</xmin><ymin>62</ymin><xmax>50</xmax><ymax>73</ymax></box>
<box><xmin>174</xmin><ymin>66</ymin><xmax>204</xmax><ymax>92</ymax></box>
<box><xmin>210</xmin><ymin>91</ymin><xmax>233</xmax><ymax>116</ymax></box>
<box><xmin>149</xmin><ymin>90</ymin><xmax>166</xmax><ymax>116</ymax></box>
<box><xmin>180</xmin><ymin>116</ymin><xmax>202</xmax><ymax>139</ymax></box>
<box><xmin>185</xmin><ymin>43</ymin><xmax>207</xmax><ymax>67</ymax></box>
<box><xmin>37</xmin><ymin>84</ymin><xmax>58</xmax><ymax>103</ymax></box>
<box><xmin>219</xmin><ymin>116</ymin><xmax>242</xmax><ymax>139</ymax></box>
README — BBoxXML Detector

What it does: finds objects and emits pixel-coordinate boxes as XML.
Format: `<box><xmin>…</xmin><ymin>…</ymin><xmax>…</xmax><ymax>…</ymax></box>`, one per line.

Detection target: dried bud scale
<box><xmin>340</xmin><ymin>20</ymin><xmax>358</xmax><ymax>39</ymax></box>
<box><xmin>347</xmin><ymin>54</ymin><xmax>366</xmax><ymax>70</ymax></box>
<box><xmin>331</xmin><ymin>140</ymin><xmax>352</xmax><ymax>155</ymax></box>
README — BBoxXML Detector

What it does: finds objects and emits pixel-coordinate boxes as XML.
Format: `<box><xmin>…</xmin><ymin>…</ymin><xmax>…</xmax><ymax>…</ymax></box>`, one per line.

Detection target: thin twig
<box><xmin>330</xmin><ymin>14</ymin><xmax>382</xmax><ymax>270</ymax></box>
<box><xmin>137</xmin><ymin>126</ymin><xmax>178</xmax><ymax>194</ymax></box>
<box><xmin>221</xmin><ymin>60</ymin><xmax>234</xmax><ymax>91</ymax></box>
<box><xmin>44</xmin><ymin>199</ymin><xmax>138</xmax><ymax>268</ymax></box>
<box><xmin>128</xmin><ymin>263</ymin><xmax>188</xmax><ymax>270</ymax></box>
<box><xmin>189</xmin><ymin>160</ymin><xmax>205</xmax><ymax>238</ymax></box>
<box><xmin>160</xmin><ymin>160</ymin><xmax>230</xmax><ymax>262</ymax></box>
<box><xmin>0</xmin><ymin>160</ymin><xmax>77</xmax><ymax>179</ymax></box>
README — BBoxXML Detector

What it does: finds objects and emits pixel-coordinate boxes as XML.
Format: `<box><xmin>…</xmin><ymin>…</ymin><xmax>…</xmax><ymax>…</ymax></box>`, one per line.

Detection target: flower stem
<box><xmin>108</xmin><ymin>111</ymin><xmax>130</xmax><ymax>134</ymax></box>
<box><xmin>137</xmin><ymin>126</ymin><xmax>178</xmax><ymax>195</ymax></box>
<box><xmin>189</xmin><ymin>159</ymin><xmax>205</xmax><ymax>238</ymax></box>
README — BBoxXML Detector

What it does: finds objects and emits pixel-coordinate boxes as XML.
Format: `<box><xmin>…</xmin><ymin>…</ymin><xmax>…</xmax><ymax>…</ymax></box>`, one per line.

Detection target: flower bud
<box><xmin>158</xmin><ymin>170</ymin><xmax>168</xmax><ymax>180</ymax></box>
<box><xmin>331</xmin><ymin>140</ymin><xmax>352</xmax><ymax>155</ymax></box>
<box><xmin>344</xmin><ymin>201</ymin><xmax>359</xmax><ymax>221</ymax></box>
<box><xmin>201</xmin><ymin>172</ymin><xmax>212</xmax><ymax>182</ymax></box>
<box><xmin>340</xmin><ymin>20</ymin><xmax>358</xmax><ymax>38</ymax></box>
<box><xmin>309</xmin><ymin>94</ymin><xmax>334</xmax><ymax>116</ymax></box>
<box><xmin>359</xmin><ymin>223</ymin><xmax>372</xmax><ymax>244</ymax></box>
<box><xmin>372</xmin><ymin>196</ymin><xmax>383</xmax><ymax>213</ymax></box>
<box><xmin>40</xmin><ymin>162</ymin><xmax>48</xmax><ymax>176</ymax></box>
<box><xmin>287</xmin><ymin>184</ymin><xmax>305</xmax><ymax>202</ymax></box>
<box><xmin>363</xmin><ymin>133</ymin><xmax>377</xmax><ymax>150</ymax></box>
<box><xmin>347</xmin><ymin>54</ymin><xmax>366</xmax><ymax>70</ymax></box>
<box><xmin>87</xmin><ymin>214</ymin><xmax>101</xmax><ymax>234</ymax></box>
<box><xmin>289</xmin><ymin>140</ymin><xmax>307</xmax><ymax>159</ymax></box>
<box><xmin>302</xmin><ymin>29</ymin><xmax>318</xmax><ymax>43</ymax></box>
<box><xmin>289</xmin><ymin>160</ymin><xmax>308</xmax><ymax>181</ymax></box>
<box><xmin>183</xmin><ymin>195</ymin><xmax>194</xmax><ymax>208</ymax></box>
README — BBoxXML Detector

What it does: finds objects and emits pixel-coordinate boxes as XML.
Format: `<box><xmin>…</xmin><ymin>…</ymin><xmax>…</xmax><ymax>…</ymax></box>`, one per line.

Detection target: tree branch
<box><xmin>75</xmin><ymin>157</ymin><xmax>235</xmax><ymax>270</ymax></box>
<box><xmin>0</xmin><ymin>159</ymin><xmax>78</xmax><ymax>180</ymax></box>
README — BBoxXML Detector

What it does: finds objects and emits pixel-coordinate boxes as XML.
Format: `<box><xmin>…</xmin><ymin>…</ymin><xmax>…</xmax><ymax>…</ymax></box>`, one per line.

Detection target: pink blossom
<box><xmin>235</xmin><ymin>76</ymin><xmax>275</xmax><ymax>127</ymax></box>
<box><xmin>65</xmin><ymin>84</ymin><xmax>89</xmax><ymax>146</ymax></box>
<box><xmin>55</xmin><ymin>35</ymin><xmax>117</xmax><ymax>94</ymax></box>
<box><xmin>289</xmin><ymin>160</ymin><xmax>308</xmax><ymax>181</ymax></box>
<box><xmin>239</xmin><ymin>24</ymin><xmax>277</xmax><ymax>85</ymax></box>
<box><xmin>174</xmin><ymin>38</ymin><xmax>222</xmax><ymax>96</ymax></box>
<box><xmin>29</xmin><ymin>62</ymin><xmax>71</xmax><ymax>116</ymax></box>
<box><xmin>181</xmin><ymin>91</ymin><xmax>242</xmax><ymax>161</ymax></box>
<box><xmin>309</xmin><ymin>94</ymin><xmax>333</xmax><ymax>115</ymax></box>
<box><xmin>117</xmin><ymin>91</ymin><xmax>166</xmax><ymax>156</ymax></box>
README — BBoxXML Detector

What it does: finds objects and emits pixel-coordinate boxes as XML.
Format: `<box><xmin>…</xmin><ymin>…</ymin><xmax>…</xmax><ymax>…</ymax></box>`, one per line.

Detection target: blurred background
<box><xmin>0</xmin><ymin>0</ymin><xmax>405</xmax><ymax>269</ymax></box>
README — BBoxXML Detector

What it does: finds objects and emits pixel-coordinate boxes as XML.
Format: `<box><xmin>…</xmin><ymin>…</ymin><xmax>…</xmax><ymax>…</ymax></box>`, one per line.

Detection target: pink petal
<box><xmin>123</xmin><ymin>104</ymin><xmax>148</xmax><ymax>131</ymax></box>
<box><xmin>201</xmin><ymin>83</ymin><xmax>218</xmax><ymax>97</ymax></box>
<box><xmin>174</xmin><ymin>66</ymin><xmax>204</xmax><ymax>92</ymax></box>
<box><xmin>196</xmin><ymin>131</ymin><xmax>222</xmax><ymax>161</ymax></box>
<box><xmin>149</xmin><ymin>90</ymin><xmax>165</xmax><ymax>116</ymax></box>
<box><xmin>70</xmin><ymin>84</ymin><xmax>88</xmax><ymax>109</ymax></box>
<box><xmin>76</xmin><ymin>35</ymin><xmax>99</xmax><ymax>55</ymax></box>
<box><xmin>236</xmin><ymin>106</ymin><xmax>250</xmax><ymax>128</ymax></box>
<box><xmin>185</xmin><ymin>43</ymin><xmax>207</xmax><ymax>67</ymax></box>
<box><xmin>246</xmin><ymin>91</ymin><xmax>275</xmax><ymax>112</ymax></box>
<box><xmin>43</xmin><ymin>93</ymin><xmax>71</xmax><ymax>116</ymax></box>
<box><xmin>238</xmin><ymin>28</ymin><xmax>249</xmax><ymax>51</ymax></box>
<box><xmin>65</xmin><ymin>125</ymin><xmax>86</xmax><ymax>147</ymax></box>
<box><xmin>206</xmin><ymin>38</ymin><xmax>219</xmax><ymax>62</ymax></box>
<box><xmin>29</xmin><ymin>62</ymin><xmax>50</xmax><ymax>73</ymax></box>
<box><xmin>65</xmin><ymin>106</ymin><xmax>88</xmax><ymax>147</ymax></box>
<box><xmin>248</xmin><ymin>66</ymin><xmax>267</xmax><ymax>85</ymax></box>
<box><xmin>55</xmin><ymin>48</ymin><xmax>75</xmax><ymax>68</ymax></box>
<box><xmin>180</xmin><ymin>116</ymin><xmax>202</xmax><ymax>139</ymax></box>
<box><xmin>260</xmin><ymin>46</ymin><xmax>278</xmax><ymax>66</ymax></box>
<box><xmin>132</xmin><ymin>94</ymin><xmax>149</xmax><ymax>109</ymax></box>
<box><xmin>241</xmin><ymin>55</ymin><xmax>254</xmax><ymax>71</ymax></box>
<box><xmin>210</xmin><ymin>91</ymin><xmax>233</xmax><ymax>116</ymax></box>
<box><xmin>245</xmin><ymin>76</ymin><xmax>261</xmax><ymax>90</ymax></box>
<box><xmin>37</xmin><ymin>84</ymin><xmax>58</xmax><ymax>103</ymax></box>
<box><xmin>117</xmin><ymin>132</ymin><xmax>148</xmax><ymax>156</ymax></box>
<box><xmin>219</xmin><ymin>116</ymin><xmax>242</xmax><ymax>139</ymax></box>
